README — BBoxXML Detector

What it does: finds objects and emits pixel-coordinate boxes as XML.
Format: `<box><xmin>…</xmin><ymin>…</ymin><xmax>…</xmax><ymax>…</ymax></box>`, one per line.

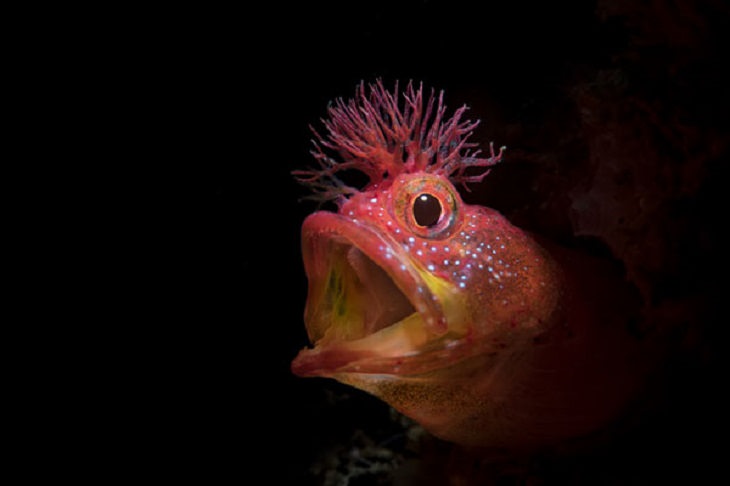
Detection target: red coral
<box><xmin>294</xmin><ymin>79</ymin><xmax>504</xmax><ymax>203</ymax></box>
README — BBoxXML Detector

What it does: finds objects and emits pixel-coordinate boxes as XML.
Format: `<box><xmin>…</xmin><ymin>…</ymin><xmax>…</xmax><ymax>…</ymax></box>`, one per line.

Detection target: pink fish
<box><xmin>291</xmin><ymin>80</ymin><xmax>660</xmax><ymax>450</ymax></box>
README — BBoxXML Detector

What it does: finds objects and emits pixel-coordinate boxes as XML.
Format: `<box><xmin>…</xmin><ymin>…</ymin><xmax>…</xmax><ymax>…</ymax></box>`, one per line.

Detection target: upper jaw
<box><xmin>291</xmin><ymin>211</ymin><xmax>453</xmax><ymax>377</ymax></box>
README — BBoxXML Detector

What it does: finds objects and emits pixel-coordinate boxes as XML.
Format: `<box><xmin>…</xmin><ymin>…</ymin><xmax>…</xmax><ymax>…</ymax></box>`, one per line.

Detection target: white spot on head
<box><xmin>459</xmin><ymin>282</ymin><xmax>466</xmax><ymax>288</ymax></box>
<box><xmin>370</xmin><ymin>197</ymin><xmax>377</xmax><ymax>203</ymax></box>
<box><xmin>416</xmin><ymin>249</ymin><xmax>423</xmax><ymax>256</ymax></box>
<box><xmin>427</xmin><ymin>264</ymin><xmax>435</xmax><ymax>271</ymax></box>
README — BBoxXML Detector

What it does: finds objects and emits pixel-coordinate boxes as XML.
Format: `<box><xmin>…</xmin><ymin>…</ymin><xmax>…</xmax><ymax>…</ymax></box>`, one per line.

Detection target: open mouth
<box><xmin>291</xmin><ymin>212</ymin><xmax>453</xmax><ymax>377</ymax></box>
<box><xmin>307</xmin><ymin>241</ymin><xmax>417</xmax><ymax>343</ymax></box>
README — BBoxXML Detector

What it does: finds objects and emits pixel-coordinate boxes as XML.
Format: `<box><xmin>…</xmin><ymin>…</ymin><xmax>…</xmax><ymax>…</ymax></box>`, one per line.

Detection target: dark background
<box><xmin>118</xmin><ymin>1</ymin><xmax>729</xmax><ymax>483</ymax></box>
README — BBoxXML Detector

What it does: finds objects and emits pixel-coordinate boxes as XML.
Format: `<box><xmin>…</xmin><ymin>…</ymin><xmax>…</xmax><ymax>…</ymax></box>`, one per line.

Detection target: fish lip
<box><xmin>291</xmin><ymin>211</ymin><xmax>449</xmax><ymax>377</ymax></box>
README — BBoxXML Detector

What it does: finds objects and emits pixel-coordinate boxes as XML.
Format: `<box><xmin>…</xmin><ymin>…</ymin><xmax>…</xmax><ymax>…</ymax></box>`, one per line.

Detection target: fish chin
<box><xmin>291</xmin><ymin>211</ymin><xmax>462</xmax><ymax>377</ymax></box>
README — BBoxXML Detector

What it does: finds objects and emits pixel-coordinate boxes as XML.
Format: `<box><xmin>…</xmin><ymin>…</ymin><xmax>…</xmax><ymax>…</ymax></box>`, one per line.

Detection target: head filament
<box><xmin>294</xmin><ymin>79</ymin><xmax>505</xmax><ymax>204</ymax></box>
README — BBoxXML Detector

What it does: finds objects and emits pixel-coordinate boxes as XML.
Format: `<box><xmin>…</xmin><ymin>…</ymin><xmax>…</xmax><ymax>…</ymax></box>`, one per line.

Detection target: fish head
<box><xmin>290</xmin><ymin>80</ymin><xmax>563</xmax><ymax>446</ymax></box>
<box><xmin>292</xmin><ymin>168</ymin><xmax>562</xmax><ymax>373</ymax></box>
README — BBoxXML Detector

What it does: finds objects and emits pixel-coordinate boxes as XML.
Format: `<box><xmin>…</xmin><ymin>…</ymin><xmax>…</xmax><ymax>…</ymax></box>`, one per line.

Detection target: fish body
<box><xmin>291</xmin><ymin>81</ymin><xmax>658</xmax><ymax>449</ymax></box>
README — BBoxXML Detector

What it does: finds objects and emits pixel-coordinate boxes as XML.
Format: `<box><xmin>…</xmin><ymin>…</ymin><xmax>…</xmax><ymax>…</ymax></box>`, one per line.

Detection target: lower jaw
<box><xmin>291</xmin><ymin>309</ymin><xmax>435</xmax><ymax>377</ymax></box>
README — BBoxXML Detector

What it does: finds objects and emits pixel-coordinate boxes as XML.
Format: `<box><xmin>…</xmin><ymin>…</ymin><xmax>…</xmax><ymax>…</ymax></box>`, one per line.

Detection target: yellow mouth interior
<box><xmin>306</xmin><ymin>239</ymin><xmax>417</xmax><ymax>346</ymax></box>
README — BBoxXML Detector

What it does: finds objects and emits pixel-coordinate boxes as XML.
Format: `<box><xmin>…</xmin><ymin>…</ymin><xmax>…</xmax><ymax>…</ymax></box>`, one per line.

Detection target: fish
<box><xmin>290</xmin><ymin>80</ymin><xmax>661</xmax><ymax>450</ymax></box>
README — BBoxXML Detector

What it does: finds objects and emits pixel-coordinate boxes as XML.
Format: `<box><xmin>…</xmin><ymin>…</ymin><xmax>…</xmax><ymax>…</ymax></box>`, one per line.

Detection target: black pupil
<box><xmin>413</xmin><ymin>193</ymin><xmax>442</xmax><ymax>227</ymax></box>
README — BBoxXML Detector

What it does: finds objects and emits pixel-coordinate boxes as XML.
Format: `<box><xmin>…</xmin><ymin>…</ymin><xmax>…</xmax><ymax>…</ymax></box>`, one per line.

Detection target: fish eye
<box><xmin>413</xmin><ymin>193</ymin><xmax>442</xmax><ymax>227</ymax></box>
<box><xmin>394</xmin><ymin>174</ymin><xmax>460</xmax><ymax>239</ymax></box>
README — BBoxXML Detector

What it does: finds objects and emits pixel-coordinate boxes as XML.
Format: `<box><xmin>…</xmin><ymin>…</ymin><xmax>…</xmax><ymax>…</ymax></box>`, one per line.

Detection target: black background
<box><xmin>117</xmin><ymin>1</ymin><xmax>729</xmax><ymax>483</ymax></box>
